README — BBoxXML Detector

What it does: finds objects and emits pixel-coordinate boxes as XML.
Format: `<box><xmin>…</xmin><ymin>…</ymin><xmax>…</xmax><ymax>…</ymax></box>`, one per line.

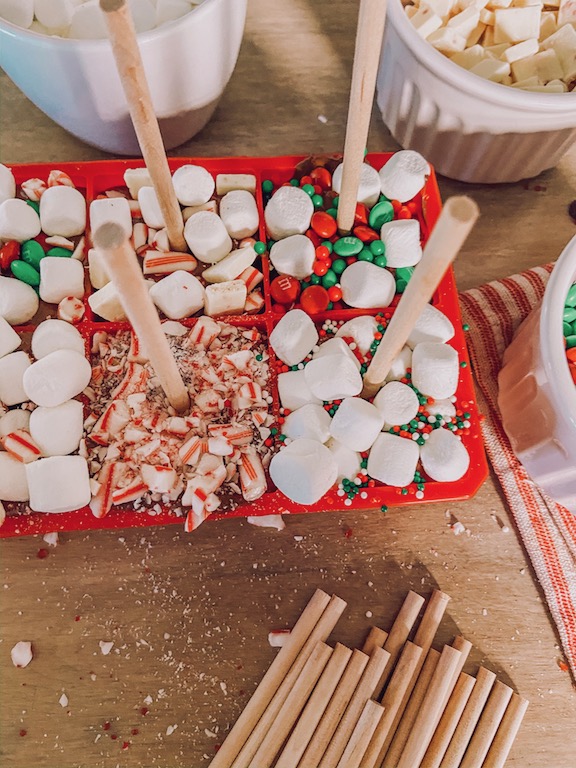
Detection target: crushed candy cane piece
<box><xmin>99</xmin><ymin>640</ymin><xmax>114</xmax><ymax>655</ymax></box>
<box><xmin>11</xmin><ymin>641</ymin><xmax>33</xmax><ymax>668</ymax></box>
<box><xmin>59</xmin><ymin>693</ymin><xmax>69</xmax><ymax>708</ymax></box>
<box><xmin>43</xmin><ymin>532</ymin><xmax>59</xmax><ymax>547</ymax></box>
<box><xmin>247</xmin><ymin>514</ymin><xmax>286</xmax><ymax>531</ymax></box>
<box><xmin>58</xmin><ymin>296</ymin><xmax>85</xmax><ymax>323</ymax></box>
<box><xmin>268</xmin><ymin>629</ymin><xmax>291</xmax><ymax>647</ymax></box>
<box><xmin>2</xmin><ymin>429</ymin><xmax>42</xmax><ymax>463</ymax></box>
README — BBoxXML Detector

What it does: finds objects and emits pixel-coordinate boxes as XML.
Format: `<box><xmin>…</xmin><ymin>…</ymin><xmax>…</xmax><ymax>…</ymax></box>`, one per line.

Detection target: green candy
<box><xmin>310</xmin><ymin>274</ymin><xmax>321</xmax><ymax>285</ymax></box>
<box><xmin>396</xmin><ymin>266</ymin><xmax>414</xmax><ymax>283</ymax></box>
<box><xmin>374</xmin><ymin>254</ymin><xmax>388</xmax><ymax>268</ymax></box>
<box><xmin>564</xmin><ymin>321</ymin><xmax>573</xmax><ymax>337</ymax></box>
<box><xmin>396</xmin><ymin>280</ymin><xmax>408</xmax><ymax>294</ymax></box>
<box><xmin>26</xmin><ymin>200</ymin><xmax>40</xmax><ymax>214</ymax></box>
<box><xmin>289</xmin><ymin>178</ymin><xmax>299</xmax><ymax>186</ymax></box>
<box><xmin>321</xmin><ymin>240</ymin><xmax>333</xmax><ymax>253</ymax></box>
<box><xmin>566</xmin><ymin>335</ymin><xmax>576</xmax><ymax>349</ymax></box>
<box><xmin>321</xmin><ymin>270</ymin><xmax>338</xmax><ymax>289</ymax></box>
<box><xmin>312</xmin><ymin>194</ymin><xmax>324</xmax><ymax>209</ymax></box>
<box><xmin>563</xmin><ymin>306</ymin><xmax>576</xmax><ymax>323</ymax></box>
<box><xmin>46</xmin><ymin>246</ymin><xmax>72</xmax><ymax>258</ymax></box>
<box><xmin>301</xmin><ymin>183</ymin><xmax>315</xmax><ymax>197</ymax></box>
<box><xmin>369</xmin><ymin>240</ymin><xmax>385</xmax><ymax>256</ymax></box>
<box><xmin>357</xmin><ymin>248</ymin><xmax>374</xmax><ymax>262</ymax></box>
<box><xmin>262</xmin><ymin>179</ymin><xmax>274</xmax><ymax>194</ymax></box>
<box><xmin>331</xmin><ymin>258</ymin><xmax>347</xmax><ymax>275</ymax></box>
<box><xmin>368</xmin><ymin>200</ymin><xmax>394</xmax><ymax>230</ymax></box>
<box><xmin>11</xmin><ymin>260</ymin><xmax>40</xmax><ymax>286</ymax></box>
<box><xmin>566</xmin><ymin>284</ymin><xmax>576</xmax><ymax>307</ymax></box>
<box><xmin>326</xmin><ymin>207</ymin><xmax>338</xmax><ymax>218</ymax></box>
<box><xmin>21</xmin><ymin>239</ymin><xmax>46</xmax><ymax>269</ymax></box>
<box><xmin>333</xmin><ymin>236</ymin><xmax>362</xmax><ymax>257</ymax></box>
<box><xmin>253</xmin><ymin>241</ymin><xmax>266</xmax><ymax>255</ymax></box>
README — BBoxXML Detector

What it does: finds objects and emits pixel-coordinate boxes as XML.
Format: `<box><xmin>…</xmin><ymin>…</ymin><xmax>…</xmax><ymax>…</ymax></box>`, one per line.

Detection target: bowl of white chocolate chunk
<box><xmin>0</xmin><ymin>0</ymin><xmax>247</xmax><ymax>154</ymax></box>
<box><xmin>376</xmin><ymin>0</ymin><xmax>576</xmax><ymax>183</ymax></box>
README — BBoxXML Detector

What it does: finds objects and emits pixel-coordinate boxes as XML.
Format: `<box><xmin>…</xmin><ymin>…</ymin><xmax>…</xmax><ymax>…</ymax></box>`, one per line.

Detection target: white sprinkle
<box><xmin>59</xmin><ymin>693</ymin><xmax>68</xmax><ymax>708</ymax></box>
<box><xmin>11</xmin><ymin>641</ymin><xmax>33</xmax><ymax>668</ymax></box>
<box><xmin>344</xmin><ymin>498</ymin><xmax>352</xmax><ymax>506</ymax></box>
<box><xmin>318</xmin><ymin>114</ymin><xmax>328</xmax><ymax>123</ymax></box>
<box><xmin>366</xmin><ymin>611</ymin><xmax>373</xmax><ymax>618</ymax></box>
<box><xmin>294</xmin><ymin>535</ymin><xmax>304</xmax><ymax>542</ymax></box>
<box><xmin>482</xmin><ymin>608</ymin><xmax>488</xmax><ymax>616</ymax></box>
<box><xmin>166</xmin><ymin>724</ymin><xmax>178</xmax><ymax>736</ymax></box>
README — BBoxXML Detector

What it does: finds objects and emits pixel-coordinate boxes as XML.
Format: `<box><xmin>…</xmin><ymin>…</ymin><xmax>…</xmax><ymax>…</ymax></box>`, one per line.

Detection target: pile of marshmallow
<box><xmin>0</xmin><ymin>0</ymin><xmax>203</xmax><ymax>39</ymax></box>
<box><xmin>88</xmin><ymin>165</ymin><xmax>264</xmax><ymax>321</ymax></box>
<box><xmin>405</xmin><ymin>0</ymin><xmax>575</xmax><ymax>91</ymax></box>
<box><xmin>268</xmin><ymin>307</ymin><xmax>471</xmax><ymax>506</ymax></box>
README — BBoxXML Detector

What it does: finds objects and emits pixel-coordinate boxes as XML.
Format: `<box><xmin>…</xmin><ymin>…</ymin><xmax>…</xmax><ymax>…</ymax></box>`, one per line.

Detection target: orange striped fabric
<box><xmin>460</xmin><ymin>264</ymin><xmax>576</xmax><ymax>682</ymax></box>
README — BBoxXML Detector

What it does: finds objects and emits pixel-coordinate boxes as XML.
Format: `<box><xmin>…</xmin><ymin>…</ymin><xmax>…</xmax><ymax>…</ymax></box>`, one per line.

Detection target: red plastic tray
<box><xmin>0</xmin><ymin>154</ymin><xmax>488</xmax><ymax>537</ymax></box>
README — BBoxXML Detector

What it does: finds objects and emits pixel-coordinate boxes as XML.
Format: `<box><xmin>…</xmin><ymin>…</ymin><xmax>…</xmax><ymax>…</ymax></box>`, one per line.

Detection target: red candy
<box><xmin>313</xmin><ymin>260</ymin><xmax>329</xmax><ymax>276</ymax></box>
<box><xmin>310</xmin><ymin>167</ymin><xmax>332</xmax><ymax>191</ymax></box>
<box><xmin>300</xmin><ymin>285</ymin><xmax>330</xmax><ymax>314</ymax></box>
<box><xmin>315</xmin><ymin>245</ymin><xmax>331</xmax><ymax>262</ymax></box>
<box><xmin>354</xmin><ymin>204</ymin><xmax>369</xmax><ymax>226</ymax></box>
<box><xmin>305</xmin><ymin>228</ymin><xmax>322</xmax><ymax>248</ymax></box>
<box><xmin>270</xmin><ymin>275</ymin><xmax>300</xmax><ymax>305</ymax></box>
<box><xmin>0</xmin><ymin>240</ymin><xmax>20</xmax><ymax>272</ymax></box>
<box><xmin>353</xmin><ymin>225</ymin><xmax>379</xmax><ymax>243</ymax></box>
<box><xmin>311</xmin><ymin>211</ymin><xmax>337</xmax><ymax>239</ymax></box>
<box><xmin>328</xmin><ymin>286</ymin><xmax>342</xmax><ymax>302</ymax></box>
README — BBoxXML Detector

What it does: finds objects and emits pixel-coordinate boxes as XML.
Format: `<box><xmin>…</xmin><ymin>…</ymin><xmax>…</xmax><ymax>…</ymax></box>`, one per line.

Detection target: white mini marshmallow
<box><xmin>426</xmin><ymin>398</ymin><xmax>456</xmax><ymax>419</ymax></box>
<box><xmin>269</xmin><ymin>438</ymin><xmax>338</xmax><ymax>504</ymax></box>
<box><xmin>270</xmin><ymin>234</ymin><xmax>315</xmax><ymax>279</ymax></box>
<box><xmin>325</xmin><ymin>437</ymin><xmax>361</xmax><ymax>481</ymax></box>
<box><xmin>34</xmin><ymin>0</ymin><xmax>74</xmax><ymax>29</ymax></box>
<box><xmin>26</xmin><ymin>455</ymin><xmax>91</xmax><ymax>513</ymax></box>
<box><xmin>313</xmin><ymin>337</ymin><xmax>361</xmax><ymax>371</ymax></box>
<box><xmin>0</xmin><ymin>276</ymin><xmax>38</xmax><ymax>326</ymax></box>
<box><xmin>270</xmin><ymin>309</ymin><xmax>318</xmax><ymax>366</ymax></box>
<box><xmin>332</xmin><ymin>162</ymin><xmax>381</xmax><ymax>207</ymax></box>
<box><xmin>0</xmin><ymin>0</ymin><xmax>33</xmax><ymax>28</ymax></box>
<box><xmin>0</xmin><ymin>316</ymin><xmax>21</xmax><ymax>358</ymax></box>
<box><xmin>304</xmin><ymin>354</ymin><xmax>363</xmax><ymax>401</ymax></box>
<box><xmin>31</xmin><ymin>320</ymin><xmax>84</xmax><ymax>360</ymax></box>
<box><xmin>407</xmin><ymin>303</ymin><xmax>455</xmax><ymax>347</ymax></box>
<box><xmin>367</xmin><ymin>432</ymin><xmax>420</xmax><ymax>487</ymax></box>
<box><xmin>149</xmin><ymin>271</ymin><xmax>205</xmax><ymax>319</ymax></box>
<box><xmin>282</xmin><ymin>403</ymin><xmax>332</xmax><ymax>443</ymax></box>
<box><xmin>29</xmin><ymin>400</ymin><xmax>84</xmax><ymax>456</ymax></box>
<box><xmin>172</xmin><ymin>164</ymin><xmax>215</xmax><ymax>206</ymax></box>
<box><xmin>265</xmin><ymin>186</ymin><xmax>314</xmax><ymax>240</ymax></box>
<box><xmin>0</xmin><ymin>198</ymin><xmax>41</xmax><ymax>242</ymax></box>
<box><xmin>0</xmin><ymin>408</ymin><xmax>30</xmax><ymax>438</ymax></box>
<box><xmin>90</xmin><ymin>197</ymin><xmax>132</xmax><ymax>240</ymax></box>
<box><xmin>204</xmin><ymin>280</ymin><xmax>247</xmax><ymax>316</ymax></box>
<box><xmin>0</xmin><ymin>351</ymin><xmax>30</xmax><ymax>406</ymax></box>
<box><xmin>39</xmin><ymin>257</ymin><xmax>85</xmax><ymax>304</ymax></box>
<box><xmin>138</xmin><ymin>186</ymin><xmax>165</xmax><ymax>229</ymax></box>
<box><xmin>385</xmin><ymin>345</ymin><xmax>413</xmax><ymax>382</ymax></box>
<box><xmin>88</xmin><ymin>248</ymin><xmax>109</xmax><ymax>289</ymax></box>
<box><xmin>23</xmin><ymin>349</ymin><xmax>91</xmax><ymax>407</ymax></box>
<box><xmin>340</xmin><ymin>261</ymin><xmax>396</xmax><ymax>309</ymax></box>
<box><xmin>219</xmin><ymin>189</ymin><xmax>259</xmax><ymax>239</ymax></box>
<box><xmin>184</xmin><ymin>210</ymin><xmax>232</xmax><ymax>264</ymax></box>
<box><xmin>202</xmin><ymin>246</ymin><xmax>256</xmax><ymax>283</ymax></box>
<box><xmin>40</xmin><ymin>186</ymin><xmax>86</xmax><ymax>237</ymax></box>
<box><xmin>216</xmin><ymin>173</ymin><xmax>257</xmax><ymax>195</ymax></box>
<box><xmin>123</xmin><ymin>167</ymin><xmax>152</xmax><ymax>199</ymax></box>
<box><xmin>0</xmin><ymin>163</ymin><xmax>16</xmax><ymax>205</ymax></box>
<box><xmin>0</xmin><ymin>452</ymin><xmax>29</xmax><ymax>501</ymax></box>
<box><xmin>420</xmin><ymin>427</ymin><xmax>470</xmax><ymax>482</ymax></box>
<box><xmin>379</xmin><ymin>151</ymin><xmax>430</xmax><ymax>203</ymax></box>
<box><xmin>330</xmin><ymin>397</ymin><xmax>384</xmax><ymax>452</ymax></box>
<box><xmin>411</xmin><ymin>342</ymin><xmax>459</xmax><ymax>399</ymax></box>
<box><xmin>336</xmin><ymin>316</ymin><xmax>379</xmax><ymax>356</ymax></box>
<box><xmin>69</xmin><ymin>1</ymin><xmax>108</xmax><ymax>39</ymax></box>
<box><xmin>373</xmin><ymin>381</ymin><xmax>420</xmax><ymax>428</ymax></box>
<box><xmin>87</xmin><ymin>281</ymin><xmax>126</xmax><ymax>321</ymax></box>
<box><xmin>277</xmin><ymin>369</ymin><xmax>322</xmax><ymax>411</ymax></box>
<box><xmin>380</xmin><ymin>219</ymin><xmax>422</xmax><ymax>268</ymax></box>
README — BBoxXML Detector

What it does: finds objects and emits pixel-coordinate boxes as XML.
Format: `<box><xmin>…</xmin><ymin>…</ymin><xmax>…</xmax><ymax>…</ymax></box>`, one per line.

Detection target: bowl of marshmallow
<box><xmin>376</xmin><ymin>0</ymin><xmax>576</xmax><ymax>183</ymax></box>
<box><xmin>0</xmin><ymin>0</ymin><xmax>247</xmax><ymax>155</ymax></box>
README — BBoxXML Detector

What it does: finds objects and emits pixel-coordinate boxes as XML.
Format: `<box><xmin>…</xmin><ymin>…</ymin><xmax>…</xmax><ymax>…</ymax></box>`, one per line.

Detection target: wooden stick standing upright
<box><xmin>362</xmin><ymin>196</ymin><xmax>479</xmax><ymax>398</ymax></box>
<box><xmin>100</xmin><ymin>0</ymin><xmax>187</xmax><ymax>252</ymax></box>
<box><xmin>336</xmin><ymin>0</ymin><xmax>388</xmax><ymax>233</ymax></box>
<box><xmin>92</xmin><ymin>222</ymin><xmax>190</xmax><ymax>413</ymax></box>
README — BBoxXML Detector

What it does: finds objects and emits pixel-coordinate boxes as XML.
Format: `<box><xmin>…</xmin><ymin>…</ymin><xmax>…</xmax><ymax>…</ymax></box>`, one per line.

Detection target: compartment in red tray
<box><xmin>0</xmin><ymin>155</ymin><xmax>487</xmax><ymax>538</ymax></box>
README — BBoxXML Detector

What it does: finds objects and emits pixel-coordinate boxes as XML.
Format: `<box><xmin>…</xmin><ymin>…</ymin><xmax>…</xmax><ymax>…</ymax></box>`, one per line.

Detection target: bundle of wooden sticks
<box><xmin>208</xmin><ymin>589</ymin><xmax>528</xmax><ymax>768</ymax></box>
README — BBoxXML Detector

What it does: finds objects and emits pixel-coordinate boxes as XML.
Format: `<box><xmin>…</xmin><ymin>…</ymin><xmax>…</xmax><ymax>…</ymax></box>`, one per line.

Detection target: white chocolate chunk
<box><xmin>493</xmin><ymin>7</ymin><xmax>541</xmax><ymax>43</ymax></box>
<box><xmin>204</xmin><ymin>280</ymin><xmax>247</xmax><ymax>316</ymax></box>
<box><xmin>469</xmin><ymin>57</ymin><xmax>511</xmax><ymax>80</ymax></box>
<box><xmin>451</xmin><ymin>43</ymin><xmax>487</xmax><ymax>68</ymax></box>
<box><xmin>88</xmin><ymin>248</ymin><xmax>110</xmax><ymax>289</ymax></box>
<box><xmin>428</xmin><ymin>26</ymin><xmax>468</xmax><ymax>51</ymax></box>
<box><xmin>10</xmin><ymin>640</ymin><xmax>33</xmax><ymax>668</ymax></box>
<box><xmin>558</xmin><ymin>0</ymin><xmax>576</xmax><ymax>25</ymax></box>
<box><xmin>447</xmin><ymin>6</ymin><xmax>481</xmax><ymax>35</ymax></box>
<box><xmin>26</xmin><ymin>455</ymin><xmax>91</xmax><ymax>513</ymax></box>
<box><xmin>409</xmin><ymin>6</ymin><xmax>444</xmax><ymax>37</ymax></box>
<box><xmin>502</xmin><ymin>36</ymin><xmax>539</xmax><ymax>61</ymax></box>
<box><xmin>215</xmin><ymin>173</ymin><xmax>257</xmax><ymax>196</ymax></box>
<box><xmin>88</xmin><ymin>281</ymin><xmax>126</xmax><ymax>321</ymax></box>
<box><xmin>533</xmin><ymin>47</ymin><xmax>565</xmax><ymax>81</ymax></box>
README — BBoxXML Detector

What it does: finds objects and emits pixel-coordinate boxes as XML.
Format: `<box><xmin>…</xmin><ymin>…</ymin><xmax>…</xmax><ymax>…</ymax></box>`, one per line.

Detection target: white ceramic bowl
<box><xmin>376</xmin><ymin>0</ymin><xmax>576</xmax><ymax>183</ymax></box>
<box><xmin>0</xmin><ymin>0</ymin><xmax>247</xmax><ymax>155</ymax></box>
<box><xmin>498</xmin><ymin>236</ymin><xmax>576</xmax><ymax>512</ymax></box>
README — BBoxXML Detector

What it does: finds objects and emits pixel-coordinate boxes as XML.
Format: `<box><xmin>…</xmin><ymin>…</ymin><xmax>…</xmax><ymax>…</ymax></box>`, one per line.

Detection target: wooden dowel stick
<box><xmin>362</xmin><ymin>627</ymin><xmax>389</xmax><ymax>655</ymax></box>
<box><xmin>446</xmin><ymin>636</ymin><xmax>472</xmax><ymax>702</ymax></box>
<box><xmin>100</xmin><ymin>0</ymin><xmax>187</xmax><ymax>252</ymax></box>
<box><xmin>299</xmin><ymin>649</ymin><xmax>370</xmax><ymax>768</ymax></box>
<box><xmin>276</xmin><ymin>644</ymin><xmax>353</xmax><ymax>768</ymax></box>
<box><xmin>207</xmin><ymin>589</ymin><xmax>331</xmax><ymax>768</ymax></box>
<box><xmin>381</xmin><ymin>648</ymin><xmax>442</xmax><ymax>768</ymax></box>
<box><xmin>375</xmin><ymin>590</ymin><xmax>425</xmax><ymax>697</ymax></box>
<box><xmin>336</xmin><ymin>700</ymin><xmax>386</xmax><ymax>768</ymax></box>
<box><xmin>336</xmin><ymin>0</ymin><xmax>388</xmax><ymax>233</ymax></box>
<box><xmin>420</xmin><ymin>673</ymin><xmax>476</xmax><ymax>768</ymax></box>
<box><xmin>362</xmin><ymin>196</ymin><xmax>479</xmax><ymax>397</ymax></box>
<box><xmin>250</xmin><ymin>642</ymin><xmax>333</xmax><ymax>768</ymax></box>
<box><xmin>232</xmin><ymin>594</ymin><xmax>348</xmax><ymax>768</ymax></box>
<box><xmin>319</xmin><ymin>647</ymin><xmax>391</xmax><ymax>768</ymax></box>
<box><xmin>92</xmin><ymin>223</ymin><xmax>189</xmax><ymax>413</ymax></box>
<box><xmin>396</xmin><ymin>645</ymin><xmax>463</xmax><ymax>768</ymax></box>
<box><xmin>482</xmin><ymin>693</ymin><xmax>529</xmax><ymax>768</ymax></box>
<box><xmin>459</xmin><ymin>680</ymin><xmax>514</xmax><ymax>768</ymax></box>
<box><xmin>359</xmin><ymin>642</ymin><xmax>424</xmax><ymax>768</ymax></box>
<box><xmin>439</xmin><ymin>667</ymin><xmax>497</xmax><ymax>768</ymax></box>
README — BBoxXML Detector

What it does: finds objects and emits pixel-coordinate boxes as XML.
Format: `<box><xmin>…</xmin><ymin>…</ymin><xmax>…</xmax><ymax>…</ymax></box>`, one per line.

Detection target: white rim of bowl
<box><xmin>388</xmin><ymin>0</ymin><xmax>572</xmax><ymax>113</ymax></box>
<box><xmin>0</xmin><ymin>0</ymin><xmax>225</xmax><ymax>47</ymax></box>
<box><xmin>540</xmin><ymin>235</ymin><xmax>576</xmax><ymax>433</ymax></box>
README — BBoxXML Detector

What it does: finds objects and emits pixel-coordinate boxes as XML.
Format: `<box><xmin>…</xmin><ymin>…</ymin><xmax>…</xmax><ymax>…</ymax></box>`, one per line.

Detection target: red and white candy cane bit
<box><xmin>185</xmin><ymin>506</ymin><xmax>210</xmax><ymax>533</ymax></box>
<box><xmin>242</xmin><ymin>328</ymin><xmax>261</xmax><ymax>343</ymax></box>
<box><xmin>112</xmin><ymin>478</ymin><xmax>148</xmax><ymax>505</ymax></box>
<box><xmin>2</xmin><ymin>430</ymin><xmax>42</xmax><ymax>463</ymax></box>
<box><xmin>90</xmin><ymin>400</ymin><xmax>131</xmax><ymax>446</ymax></box>
<box><xmin>132</xmin><ymin>221</ymin><xmax>149</xmax><ymax>253</ymax></box>
<box><xmin>252</xmin><ymin>409</ymin><xmax>268</xmax><ymax>427</ymax></box>
<box><xmin>72</xmin><ymin>236</ymin><xmax>86</xmax><ymax>261</ymax></box>
<box><xmin>58</xmin><ymin>296</ymin><xmax>85</xmax><ymax>323</ymax></box>
<box><xmin>245</xmin><ymin>290</ymin><xmax>265</xmax><ymax>314</ymax></box>
<box><xmin>239</xmin><ymin>237</ymin><xmax>257</xmax><ymax>249</ymax></box>
<box><xmin>142</xmin><ymin>251</ymin><xmax>198</xmax><ymax>275</ymax></box>
<box><xmin>237</xmin><ymin>380</ymin><xmax>263</xmax><ymax>407</ymax></box>
<box><xmin>90</xmin><ymin>462</ymin><xmax>123</xmax><ymax>519</ymax></box>
<box><xmin>150</xmin><ymin>228</ymin><xmax>170</xmax><ymax>252</ymax></box>
<box><xmin>21</xmin><ymin>177</ymin><xmax>47</xmax><ymax>201</ymax></box>
<box><xmin>105</xmin><ymin>189</ymin><xmax>128</xmax><ymax>199</ymax></box>
<box><xmin>47</xmin><ymin>169</ymin><xmax>75</xmax><ymax>188</ymax></box>
<box><xmin>128</xmin><ymin>332</ymin><xmax>148</xmax><ymax>364</ymax></box>
<box><xmin>187</xmin><ymin>316</ymin><xmax>221</xmax><ymax>348</ymax></box>
<box><xmin>45</xmin><ymin>235</ymin><xmax>75</xmax><ymax>250</ymax></box>
<box><xmin>238</xmin><ymin>266</ymin><xmax>263</xmax><ymax>292</ymax></box>
<box><xmin>128</xmin><ymin>199</ymin><xmax>142</xmax><ymax>218</ymax></box>
<box><xmin>208</xmin><ymin>424</ymin><xmax>254</xmax><ymax>445</ymax></box>
<box><xmin>239</xmin><ymin>448</ymin><xmax>267</xmax><ymax>502</ymax></box>
<box><xmin>110</xmin><ymin>362</ymin><xmax>149</xmax><ymax>399</ymax></box>
<box><xmin>179</xmin><ymin>435</ymin><xmax>207</xmax><ymax>465</ymax></box>
<box><xmin>166</xmin><ymin>416</ymin><xmax>189</xmax><ymax>436</ymax></box>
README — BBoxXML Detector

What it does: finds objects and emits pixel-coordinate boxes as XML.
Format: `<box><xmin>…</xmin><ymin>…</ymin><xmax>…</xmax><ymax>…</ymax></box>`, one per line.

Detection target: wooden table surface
<box><xmin>1</xmin><ymin>1</ymin><xmax>575</xmax><ymax>766</ymax></box>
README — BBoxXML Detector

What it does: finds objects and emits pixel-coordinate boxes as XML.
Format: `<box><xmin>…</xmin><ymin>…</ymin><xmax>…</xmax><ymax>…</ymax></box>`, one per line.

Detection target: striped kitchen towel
<box><xmin>460</xmin><ymin>264</ymin><xmax>576</xmax><ymax>682</ymax></box>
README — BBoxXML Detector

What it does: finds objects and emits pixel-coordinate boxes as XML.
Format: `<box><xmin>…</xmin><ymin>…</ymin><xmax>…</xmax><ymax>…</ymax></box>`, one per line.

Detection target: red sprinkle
<box><xmin>140</xmin><ymin>707</ymin><xmax>149</xmax><ymax>716</ymax></box>
<box><xmin>122</xmin><ymin>741</ymin><xmax>130</xmax><ymax>750</ymax></box>
<box><xmin>19</xmin><ymin>729</ymin><xmax>27</xmax><ymax>737</ymax></box>
<box><xmin>131</xmin><ymin>728</ymin><xmax>140</xmax><ymax>735</ymax></box>
<box><xmin>103</xmin><ymin>722</ymin><xmax>111</xmax><ymax>731</ymax></box>
<box><xmin>74</xmin><ymin>615</ymin><xmax>81</xmax><ymax>621</ymax></box>
<box><xmin>37</xmin><ymin>548</ymin><xmax>49</xmax><ymax>559</ymax></box>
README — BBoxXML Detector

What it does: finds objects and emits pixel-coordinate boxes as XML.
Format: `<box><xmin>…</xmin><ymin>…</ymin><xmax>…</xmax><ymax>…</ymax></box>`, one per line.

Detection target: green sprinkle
<box><xmin>462</xmin><ymin>323</ymin><xmax>470</xmax><ymax>331</ymax></box>
<box><xmin>262</xmin><ymin>179</ymin><xmax>274</xmax><ymax>194</ymax></box>
<box><xmin>380</xmin><ymin>505</ymin><xmax>388</xmax><ymax>513</ymax></box>
<box><xmin>401</xmin><ymin>488</ymin><xmax>408</xmax><ymax>495</ymax></box>
<box><xmin>301</xmin><ymin>183</ymin><xmax>315</xmax><ymax>197</ymax></box>
<box><xmin>254</xmin><ymin>241</ymin><xmax>266</xmax><ymax>255</ymax></box>
<box><xmin>255</xmin><ymin>354</ymin><xmax>263</xmax><ymax>361</ymax></box>
<box><xmin>270</xmin><ymin>427</ymin><xmax>278</xmax><ymax>436</ymax></box>
<box><xmin>289</xmin><ymin>178</ymin><xmax>299</xmax><ymax>186</ymax></box>
<box><xmin>460</xmin><ymin>361</ymin><xmax>468</xmax><ymax>368</ymax></box>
